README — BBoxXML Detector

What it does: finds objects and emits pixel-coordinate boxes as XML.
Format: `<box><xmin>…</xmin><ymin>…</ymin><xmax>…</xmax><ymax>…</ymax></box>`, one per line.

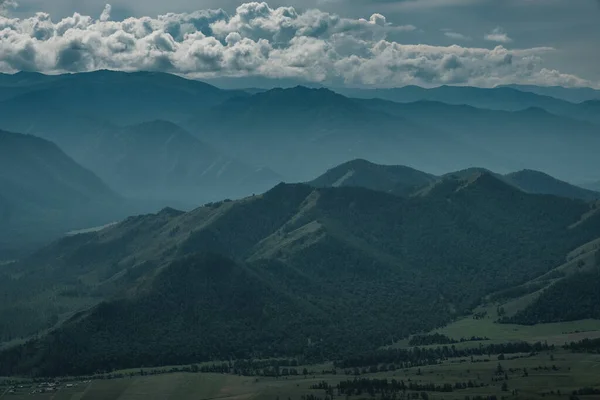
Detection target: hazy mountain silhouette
<box><xmin>336</xmin><ymin>85</ymin><xmax>600</xmax><ymax>125</ymax></box>
<box><xmin>73</xmin><ymin>120</ymin><xmax>283</xmax><ymax>206</ymax></box>
<box><xmin>0</xmin><ymin>129</ymin><xmax>123</xmax><ymax>256</ymax></box>
<box><xmin>499</xmin><ymin>84</ymin><xmax>600</xmax><ymax>103</ymax></box>
<box><xmin>0</xmin><ymin>70</ymin><xmax>248</xmax><ymax>125</ymax></box>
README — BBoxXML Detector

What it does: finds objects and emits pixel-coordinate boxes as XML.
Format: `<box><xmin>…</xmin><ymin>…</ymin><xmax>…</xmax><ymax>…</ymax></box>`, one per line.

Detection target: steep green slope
<box><xmin>2</xmin><ymin>174</ymin><xmax>600</xmax><ymax>376</ymax></box>
<box><xmin>503</xmin><ymin>251</ymin><xmax>600</xmax><ymax>325</ymax></box>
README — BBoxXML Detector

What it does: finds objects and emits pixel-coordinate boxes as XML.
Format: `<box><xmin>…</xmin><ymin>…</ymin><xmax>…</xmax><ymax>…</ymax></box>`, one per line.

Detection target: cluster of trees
<box><xmin>572</xmin><ymin>387</ymin><xmax>600</xmax><ymax>396</ymax></box>
<box><xmin>330</xmin><ymin>378</ymin><xmax>487</xmax><ymax>395</ymax></box>
<box><xmin>335</xmin><ymin>342</ymin><xmax>552</xmax><ymax>369</ymax></box>
<box><xmin>408</xmin><ymin>334</ymin><xmax>489</xmax><ymax>346</ymax></box>
<box><xmin>564</xmin><ymin>338</ymin><xmax>600</xmax><ymax>353</ymax></box>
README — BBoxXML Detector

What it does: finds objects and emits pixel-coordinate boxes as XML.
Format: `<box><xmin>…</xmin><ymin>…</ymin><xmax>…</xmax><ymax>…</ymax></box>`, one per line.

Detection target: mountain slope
<box><xmin>505</xmin><ymin>170</ymin><xmax>600</xmax><ymax>201</ymax></box>
<box><xmin>309</xmin><ymin>159</ymin><xmax>437</xmax><ymax>196</ymax></box>
<box><xmin>505</xmin><ymin>259</ymin><xmax>600</xmax><ymax>325</ymax></box>
<box><xmin>0</xmin><ymin>130</ymin><xmax>122</xmax><ymax>256</ymax></box>
<box><xmin>2</xmin><ymin>174</ymin><xmax>600</xmax><ymax>376</ymax></box>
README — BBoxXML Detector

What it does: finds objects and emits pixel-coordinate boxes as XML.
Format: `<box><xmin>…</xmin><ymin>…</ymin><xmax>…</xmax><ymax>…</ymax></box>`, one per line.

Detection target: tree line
<box><xmin>335</xmin><ymin>342</ymin><xmax>552</xmax><ymax>369</ymax></box>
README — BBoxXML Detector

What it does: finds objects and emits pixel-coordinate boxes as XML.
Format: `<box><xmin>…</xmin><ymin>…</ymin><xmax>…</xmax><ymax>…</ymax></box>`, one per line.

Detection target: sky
<box><xmin>1</xmin><ymin>0</ymin><xmax>599</xmax><ymax>88</ymax></box>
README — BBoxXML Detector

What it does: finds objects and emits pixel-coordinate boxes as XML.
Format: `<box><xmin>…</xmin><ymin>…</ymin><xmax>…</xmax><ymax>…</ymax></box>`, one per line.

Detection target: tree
<box><xmin>496</xmin><ymin>363</ymin><xmax>504</xmax><ymax>374</ymax></box>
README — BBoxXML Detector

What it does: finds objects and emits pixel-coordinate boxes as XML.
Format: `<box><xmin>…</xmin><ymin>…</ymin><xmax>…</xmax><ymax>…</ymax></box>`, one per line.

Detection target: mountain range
<box><xmin>2</xmin><ymin>166</ymin><xmax>600</xmax><ymax>376</ymax></box>
<box><xmin>335</xmin><ymin>85</ymin><xmax>600</xmax><ymax>125</ymax></box>
<box><xmin>186</xmin><ymin>86</ymin><xmax>600</xmax><ymax>183</ymax></box>
<box><xmin>310</xmin><ymin>159</ymin><xmax>600</xmax><ymax>201</ymax></box>
<box><xmin>1</xmin><ymin>71</ymin><xmax>599</xmax><ymax>186</ymax></box>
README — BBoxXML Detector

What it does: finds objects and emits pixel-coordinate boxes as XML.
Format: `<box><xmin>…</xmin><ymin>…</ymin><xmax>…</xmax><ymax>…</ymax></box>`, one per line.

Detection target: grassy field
<box><xmin>1</xmin><ymin>350</ymin><xmax>600</xmax><ymax>400</ymax></box>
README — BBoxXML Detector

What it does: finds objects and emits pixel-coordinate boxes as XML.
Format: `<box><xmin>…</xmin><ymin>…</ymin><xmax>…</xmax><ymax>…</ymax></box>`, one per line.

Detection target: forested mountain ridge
<box><xmin>310</xmin><ymin>159</ymin><xmax>600</xmax><ymax>201</ymax></box>
<box><xmin>2</xmin><ymin>173</ymin><xmax>600</xmax><ymax>376</ymax></box>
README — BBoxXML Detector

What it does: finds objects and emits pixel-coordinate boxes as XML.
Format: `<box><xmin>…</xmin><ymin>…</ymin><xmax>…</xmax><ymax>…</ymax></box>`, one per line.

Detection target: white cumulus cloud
<box><xmin>0</xmin><ymin>2</ymin><xmax>596</xmax><ymax>88</ymax></box>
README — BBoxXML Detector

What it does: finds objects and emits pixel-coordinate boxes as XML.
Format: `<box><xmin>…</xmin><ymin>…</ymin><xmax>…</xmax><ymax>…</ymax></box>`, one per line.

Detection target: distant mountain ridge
<box><xmin>335</xmin><ymin>85</ymin><xmax>600</xmax><ymax>125</ymax></box>
<box><xmin>499</xmin><ymin>84</ymin><xmax>600</xmax><ymax>103</ymax></box>
<box><xmin>2</xmin><ymin>72</ymin><xmax>600</xmax><ymax>187</ymax></box>
<box><xmin>0</xmin><ymin>70</ymin><xmax>249</xmax><ymax>125</ymax></box>
<box><xmin>310</xmin><ymin>159</ymin><xmax>600</xmax><ymax>201</ymax></box>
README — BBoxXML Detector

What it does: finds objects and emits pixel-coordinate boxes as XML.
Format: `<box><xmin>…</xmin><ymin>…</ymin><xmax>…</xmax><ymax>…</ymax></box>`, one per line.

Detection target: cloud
<box><xmin>442</xmin><ymin>29</ymin><xmax>471</xmax><ymax>41</ymax></box>
<box><xmin>484</xmin><ymin>27</ymin><xmax>512</xmax><ymax>43</ymax></box>
<box><xmin>0</xmin><ymin>2</ymin><xmax>596</xmax><ymax>88</ymax></box>
<box><xmin>99</xmin><ymin>4</ymin><xmax>111</xmax><ymax>22</ymax></box>
<box><xmin>0</xmin><ymin>0</ymin><xmax>18</xmax><ymax>15</ymax></box>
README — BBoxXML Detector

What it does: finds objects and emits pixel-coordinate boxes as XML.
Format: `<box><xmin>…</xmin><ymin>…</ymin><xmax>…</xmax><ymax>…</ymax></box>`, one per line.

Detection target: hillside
<box><xmin>308</xmin><ymin>159</ymin><xmax>437</xmax><ymax>196</ymax></box>
<box><xmin>505</xmin><ymin>170</ymin><xmax>600</xmax><ymax>201</ymax></box>
<box><xmin>504</xmin><ymin>263</ymin><xmax>600</xmax><ymax>325</ymax></box>
<box><xmin>2</xmin><ymin>174</ymin><xmax>600</xmax><ymax>376</ymax></box>
<box><xmin>0</xmin><ymin>130</ymin><xmax>123</xmax><ymax>256</ymax></box>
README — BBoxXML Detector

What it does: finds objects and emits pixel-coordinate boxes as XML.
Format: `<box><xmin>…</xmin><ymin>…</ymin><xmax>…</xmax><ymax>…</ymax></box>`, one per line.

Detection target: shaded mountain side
<box><xmin>505</xmin><ymin>170</ymin><xmax>600</xmax><ymax>201</ymax></box>
<box><xmin>0</xmin><ymin>130</ymin><xmax>125</xmax><ymax>254</ymax></box>
<box><xmin>2</xmin><ymin>175</ymin><xmax>600</xmax><ymax>376</ymax></box>
<box><xmin>309</xmin><ymin>159</ymin><xmax>437</xmax><ymax>196</ymax></box>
